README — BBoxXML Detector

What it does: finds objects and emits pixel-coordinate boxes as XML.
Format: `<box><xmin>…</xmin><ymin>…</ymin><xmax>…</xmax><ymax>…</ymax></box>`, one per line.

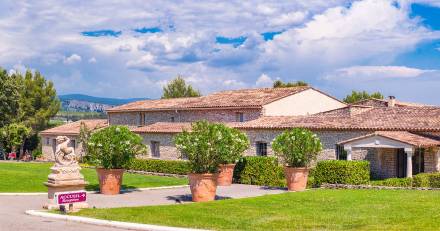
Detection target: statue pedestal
<box><xmin>43</xmin><ymin>165</ymin><xmax>89</xmax><ymax>210</ymax></box>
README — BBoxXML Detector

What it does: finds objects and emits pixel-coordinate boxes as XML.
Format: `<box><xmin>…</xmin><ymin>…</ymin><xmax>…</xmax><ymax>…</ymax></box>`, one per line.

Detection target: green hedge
<box><xmin>314</xmin><ymin>160</ymin><xmax>370</xmax><ymax>186</ymax></box>
<box><xmin>413</xmin><ymin>173</ymin><xmax>440</xmax><ymax>188</ymax></box>
<box><xmin>233</xmin><ymin>156</ymin><xmax>286</xmax><ymax>187</ymax></box>
<box><xmin>126</xmin><ymin>158</ymin><xmax>190</xmax><ymax>175</ymax></box>
<box><xmin>370</xmin><ymin>178</ymin><xmax>413</xmax><ymax>187</ymax></box>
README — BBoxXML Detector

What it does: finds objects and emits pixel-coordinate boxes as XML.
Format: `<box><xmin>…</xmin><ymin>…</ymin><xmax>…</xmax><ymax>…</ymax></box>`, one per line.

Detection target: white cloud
<box><xmin>269</xmin><ymin>11</ymin><xmax>307</xmax><ymax>27</ymax></box>
<box><xmin>125</xmin><ymin>53</ymin><xmax>158</xmax><ymax>71</ymax></box>
<box><xmin>255</xmin><ymin>73</ymin><xmax>274</xmax><ymax>87</ymax></box>
<box><xmin>63</xmin><ymin>54</ymin><xmax>82</xmax><ymax>64</ymax></box>
<box><xmin>324</xmin><ymin>65</ymin><xmax>437</xmax><ymax>81</ymax></box>
<box><xmin>88</xmin><ymin>57</ymin><xmax>97</xmax><ymax>63</ymax></box>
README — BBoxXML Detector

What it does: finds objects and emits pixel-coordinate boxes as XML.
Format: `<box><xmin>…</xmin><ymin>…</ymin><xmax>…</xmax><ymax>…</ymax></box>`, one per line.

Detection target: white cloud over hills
<box><xmin>0</xmin><ymin>0</ymin><xmax>440</xmax><ymax>104</ymax></box>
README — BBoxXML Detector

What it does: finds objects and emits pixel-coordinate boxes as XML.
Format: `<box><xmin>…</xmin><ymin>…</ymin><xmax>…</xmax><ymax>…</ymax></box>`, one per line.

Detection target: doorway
<box><xmin>396</xmin><ymin>149</ymin><xmax>407</xmax><ymax>178</ymax></box>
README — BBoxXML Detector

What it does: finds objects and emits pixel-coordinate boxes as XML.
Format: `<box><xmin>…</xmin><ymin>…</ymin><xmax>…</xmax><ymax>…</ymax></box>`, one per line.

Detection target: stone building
<box><xmin>40</xmin><ymin>119</ymin><xmax>108</xmax><ymax>160</ymax></box>
<box><xmin>40</xmin><ymin>86</ymin><xmax>440</xmax><ymax>179</ymax></box>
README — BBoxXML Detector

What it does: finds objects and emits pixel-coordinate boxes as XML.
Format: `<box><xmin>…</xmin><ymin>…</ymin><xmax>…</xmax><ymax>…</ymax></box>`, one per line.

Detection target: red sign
<box><xmin>55</xmin><ymin>191</ymin><xmax>87</xmax><ymax>204</ymax></box>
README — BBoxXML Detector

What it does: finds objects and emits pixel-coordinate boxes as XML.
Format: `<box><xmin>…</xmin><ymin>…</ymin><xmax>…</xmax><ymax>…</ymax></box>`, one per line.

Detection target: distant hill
<box><xmin>59</xmin><ymin>94</ymin><xmax>148</xmax><ymax>106</ymax></box>
<box><xmin>58</xmin><ymin>94</ymin><xmax>149</xmax><ymax>113</ymax></box>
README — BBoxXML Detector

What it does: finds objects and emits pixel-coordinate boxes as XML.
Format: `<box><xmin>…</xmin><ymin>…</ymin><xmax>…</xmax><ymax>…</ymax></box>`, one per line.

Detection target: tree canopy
<box><xmin>161</xmin><ymin>75</ymin><xmax>201</xmax><ymax>99</ymax></box>
<box><xmin>343</xmin><ymin>90</ymin><xmax>384</xmax><ymax>104</ymax></box>
<box><xmin>0</xmin><ymin>69</ymin><xmax>20</xmax><ymax>127</ymax></box>
<box><xmin>273</xmin><ymin>80</ymin><xmax>308</xmax><ymax>88</ymax></box>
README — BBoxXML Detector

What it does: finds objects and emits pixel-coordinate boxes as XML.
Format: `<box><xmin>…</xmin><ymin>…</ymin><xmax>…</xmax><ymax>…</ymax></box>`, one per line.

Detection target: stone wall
<box><xmin>139</xmin><ymin>133</ymin><xmax>181</xmax><ymax>160</ymax></box>
<box><xmin>424</xmin><ymin>147</ymin><xmax>439</xmax><ymax>173</ymax></box>
<box><xmin>40</xmin><ymin>135</ymin><xmax>83</xmax><ymax>161</ymax></box>
<box><xmin>108</xmin><ymin>108</ymin><xmax>262</xmax><ymax>126</ymax></box>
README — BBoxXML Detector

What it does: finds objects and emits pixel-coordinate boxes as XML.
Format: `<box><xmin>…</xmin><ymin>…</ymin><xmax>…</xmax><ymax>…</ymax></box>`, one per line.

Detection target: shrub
<box><xmin>314</xmin><ymin>160</ymin><xmax>370</xmax><ymax>186</ymax></box>
<box><xmin>370</xmin><ymin>178</ymin><xmax>413</xmax><ymax>187</ymax></box>
<box><xmin>127</xmin><ymin>158</ymin><xmax>190</xmax><ymax>175</ymax></box>
<box><xmin>413</xmin><ymin>173</ymin><xmax>440</xmax><ymax>188</ymax></box>
<box><xmin>233</xmin><ymin>156</ymin><xmax>285</xmax><ymax>187</ymax></box>
<box><xmin>272</xmin><ymin>128</ymin><xmax>322</xmax><ymax>167</ymax></box>
<box><xmin>87</xmin><ymin>125</ymin><xmax>147</xmax><ymax>169</ymax></box>
<box><xmin>174</xmin><ymin>121</ymin><xmax>248</xmax><ymax>173</ymax></box>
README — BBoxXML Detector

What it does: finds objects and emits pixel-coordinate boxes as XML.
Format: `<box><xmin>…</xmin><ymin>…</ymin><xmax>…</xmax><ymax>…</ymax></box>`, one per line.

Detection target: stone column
<box><xmin>435</xmin><ymin>149</ymin><xmax>440</xmax><ymax>172</ymax></box>
<box><xmin>405</xmin><ymin>148</ymin><xmax>413</xmax><ymax>178</ymax></box>
<box><xmin>344</xmin><ymin>146</ymin><xmax>352</xmax><ymax>161</ymax></box>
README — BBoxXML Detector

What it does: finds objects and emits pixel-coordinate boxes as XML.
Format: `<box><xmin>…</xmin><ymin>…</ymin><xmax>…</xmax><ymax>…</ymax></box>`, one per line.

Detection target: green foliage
<box><xmin>370</xmin><ymin>178</ymin><xmax>413</xmax><ymax>187</ymax></box>
<box><xmin>0</xmin><ymin>123</ymin><xmax>32</xmax><ymax>152</ymax></box>
<box><xmin>15</xmin><ymin>70</ymin><xmax>60</xmax><ymax>132</ymax></box>
<box><xmin>314</xmin><ymin>160</ymin><xmax>370</xmax><ymax>186</ymax></box>
<box><xmin>127</xmin><ymin>159</ymin><xmax>191</xmax><ymax>175</ymax></box>
<box><xmin>161</xmin><ymin>75</ymin><xmax>201</xmax><ymax>99</ymax></box>
<box><xmin>174</xmin><ymin>121</ymin><xmax>248</xmax><ymax>173</ymax></box>
<box><xmin>272</xmin><ymin>128</ymin><xmax>322</xmax><ymax>167</ymax></box>
<box><xmin>78</xmin><ymin>121</ymin><xmax>92</xmax><ymax>161</ymax></box>
<box><xmin>343</xmin><ymin>90</ymin><xmax>384</xmax><ymax>104</ymax></box>
<box><xmin>233</xmin><ymin>156</ymin><xmax>286</xmax><ymax>187</ymax></box>
<box><xmin>0</xmin><ymin>68</ymin><xmax>20</xmax><ymax>127</ymax></box>
<box><xmin>273</xmin><ymin>80</ymin><xmax>308</xmax><ymax>88</ymax></box>
<box><xmin>413</xmin><ymin>173</ymin><xmax>440</xmax><ymax>188</ymax></box>
<box><xmin>87</xmin><ymin>126</ymin><xmax>147</xmax><ymax>169</ymax></box>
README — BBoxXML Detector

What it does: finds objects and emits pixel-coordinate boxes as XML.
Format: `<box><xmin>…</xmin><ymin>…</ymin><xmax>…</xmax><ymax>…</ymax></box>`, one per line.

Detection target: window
<box><xmin>69</xmin><ymin>140</ymin><xmax>76</xmax><ymax>151</ymax></box>
<box><xmin>236</xmin><ymin>112</ymin><xmax>244</xmax><ymax>122</ymax></box>
<box><xmin>171</xmin><ymin>117</ymin><xmax>175</xmax><ymax>122</ymax></box>
<box><xmin>139</xmin><ymin>113</ymin><xmax>145</xmax><ymax>126</ymax></box>
<box><xmin>256</xmin><ymin>142</ymin><xmax>267</xmax><ymax>156</ymax></box>
<box><xmin>151</xmin><ymin>141</ymin><xmax>160</xmax><ymax>158</ymax></box>
<box><xmin>46</xmin><ymin>138</ymin><xmax>50</xmax><ymax>145</ymax></box>
<box><xmin>335</xmin><ymin>144</ymin><xmax>347</xmax><ymax>160</ymax></box>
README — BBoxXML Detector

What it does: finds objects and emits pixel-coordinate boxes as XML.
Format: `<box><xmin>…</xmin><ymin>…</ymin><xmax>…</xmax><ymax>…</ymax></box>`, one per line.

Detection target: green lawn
<box><xmin>0</xmin><ymin>162</ymin><xmax>187</xmax><ymax>192</ymax></box>
<box><xmin>75</xmin><ymin>189</ymin><xmax>440</xmax><ymax>230</ymax></box>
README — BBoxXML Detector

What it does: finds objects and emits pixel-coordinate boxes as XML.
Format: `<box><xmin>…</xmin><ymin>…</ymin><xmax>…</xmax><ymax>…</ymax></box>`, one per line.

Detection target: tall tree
<box><xmin>273</xmin><ymin>80</ymin><xmax>308</xmax><ymax>88</ymax></box>
<box><xmin>343</xmin><ymin>90</ymin><xmax>384</xmax><ymax>104</ymax></box>
<box><xmin>0</xmin><ymin>68</ymin><xmax>20</xmax><ymax>127</ymax></box>
<box><xmin>161</xmin><ymin>75</ymin><xmax>201</xmax><ymax>99</ymax></box>
<box><xmin>15</xmin><ymin>70</ymin><xmax>60</xmax><ymax>132</ymax></box>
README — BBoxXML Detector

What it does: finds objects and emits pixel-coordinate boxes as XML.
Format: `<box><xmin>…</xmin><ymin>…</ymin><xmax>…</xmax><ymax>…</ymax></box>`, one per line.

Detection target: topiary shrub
<box><xmin>413</xmin><ymin>173</ymin><xmax>440</xmax><ymax>188</ymax></box>
<box><xmin>87</xmin><ymin>125</ymin><xmax>147</xmax><ymax>169</ymax></box>
<box><xmin>174</xmin><ymin>121</ymin><xmax>248</xmax><ymax>174</ymax></box>
<box><xmin>126</xmin><ymin>158</ymin><xmax>190</xmax><ymax>175</ymax></box>
<box><xmin>233</xmin><ymin>156</ymin><xmax>286</xmax><ymax>187</ymax></box>
<box><xmin>314</xmin><ymin>160</ymin><xmax>370</xmax><ymax>186</ymax></box>
<box><xmin>272</xmin><ymin>128</ymin><xmax>322</xmax><ymax>167</ymax></box>
<box><xmin>370</xmin><ymin>177</ymin><xmax>413</xmax><ymax>187</ymax></box>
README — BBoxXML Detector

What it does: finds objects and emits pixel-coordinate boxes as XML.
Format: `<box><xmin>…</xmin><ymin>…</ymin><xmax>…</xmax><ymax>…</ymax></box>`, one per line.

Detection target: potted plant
<box><xmin>87</xmin><ymin>126</ymin><xmax>146</xmax><ymax>195</ymax></box>
<box><xmin>272</xmin><ymin>128</ymin><xmax>322</xmax><ymax>191</ymax></box>
<box><xmin>175</xmin><ymin>121</ymin><xmax>233</xmax><ymax>202</ymax></box>
<box><xmin>216</xmin><ymin>128</ymin><xmax>249</xmax><ymax>186</ymax></box>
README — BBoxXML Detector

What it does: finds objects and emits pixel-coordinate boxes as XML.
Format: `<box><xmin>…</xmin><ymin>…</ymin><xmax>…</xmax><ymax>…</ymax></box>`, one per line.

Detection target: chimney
<box><xmin>388</xmin><ymin>96</ymin><xmax>396</xmax><ymax>107</ymax></box>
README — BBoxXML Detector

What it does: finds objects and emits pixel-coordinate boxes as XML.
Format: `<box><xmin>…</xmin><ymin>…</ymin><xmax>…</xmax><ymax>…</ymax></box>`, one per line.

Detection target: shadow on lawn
<box><xmin>166</xmin><ymin>194</ymin><xmax>232</xmax><ymax>203</ymax></box>
<box><xmin>85</xmin><ymin>184</ymin><xmax>138</xmax><ymax>193</ymax></box>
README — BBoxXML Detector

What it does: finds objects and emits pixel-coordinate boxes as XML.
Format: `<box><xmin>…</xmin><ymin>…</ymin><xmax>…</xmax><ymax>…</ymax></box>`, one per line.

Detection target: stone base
<box><xmin>44</xmin><ymin>182</ymin><xmax>89</xmax><ymax>211</ymax></box>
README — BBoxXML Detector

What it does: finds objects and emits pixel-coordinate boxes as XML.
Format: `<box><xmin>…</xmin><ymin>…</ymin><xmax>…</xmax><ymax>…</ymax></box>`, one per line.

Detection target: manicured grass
<box><xmin>0</xmin><ymin>162</ymin><xmax>187</xmax><ymax>192</ymax></box>
<box><xmin>75</xmin><ymin>189</ymin><xmax>440</xmax><ymax>230</ymax></box>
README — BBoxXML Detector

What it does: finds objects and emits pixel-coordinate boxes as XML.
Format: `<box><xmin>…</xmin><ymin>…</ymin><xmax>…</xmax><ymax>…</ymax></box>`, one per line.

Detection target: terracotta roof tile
<box><xmin>107</xmin><ymin>86</ymin><xmax>311</xmax><ymax>112</ymax></box>
<box><xmin>131</xmin><ymin>122</ymin><xmax>242</xmax><ymax>133</ymax></box>
<box><xmin>236</xmin><ymin>106</ymin><xmax>440</xmax><ymax>132</ymax></box>
<box><xmin>40</xmin><ymin>119</ymin><xmax>108</xmax><ymax>136</ymax></box>
<box><xmin>353</xmin><ymin>98</ymin><xmax>431</xmax><ymax>107</ymax></box>
<box><xmin>338</xmin><ymin>131</ymin><xmax>440</xmax><ymax>147</ymax></box>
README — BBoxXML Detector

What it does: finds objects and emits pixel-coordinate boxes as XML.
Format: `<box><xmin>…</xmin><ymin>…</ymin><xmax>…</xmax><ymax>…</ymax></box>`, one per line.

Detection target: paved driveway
<box><xmin>0</xmin><ymin>185</ymin><xmax>286</xmax><ymax>231</ymax></box>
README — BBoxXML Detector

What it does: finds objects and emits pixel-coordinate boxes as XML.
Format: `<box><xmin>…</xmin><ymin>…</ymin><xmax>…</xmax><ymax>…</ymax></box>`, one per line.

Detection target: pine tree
<box><xmin>162</xmin><ymin>75</ymin><xmax>201</xmax><ymax>99</ymax></box>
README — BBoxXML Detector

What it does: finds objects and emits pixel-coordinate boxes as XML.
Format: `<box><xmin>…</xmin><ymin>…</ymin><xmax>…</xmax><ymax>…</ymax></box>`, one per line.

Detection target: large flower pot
<box><xmin>96</xmin><ymin>168</ymin><xmax>124</xmax><ymax>195</ymax></box>
<box><xmin>284</xmin><ymin>167</ymin><xmax>309</xmax><ymax>191</ymax></box>
<box><xmin>188</xmin><ymin>173</ymin><xmax>218</xmax><ymax>202</ymax></box>
<box><xmin>217</xmin><ymin>164</ymin><xmax>236</xmax><ymax>186</ymax></box>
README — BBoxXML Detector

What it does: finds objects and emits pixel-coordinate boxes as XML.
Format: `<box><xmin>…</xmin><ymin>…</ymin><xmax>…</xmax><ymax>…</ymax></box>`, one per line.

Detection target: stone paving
<box><xmin>0</xmin><ymin>185</ymin><xmax>286</xmax><ymax>231</ymax></box>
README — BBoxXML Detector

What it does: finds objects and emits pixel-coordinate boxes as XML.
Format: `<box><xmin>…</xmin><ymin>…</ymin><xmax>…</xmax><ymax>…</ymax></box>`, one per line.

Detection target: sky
<box><xmin>1</xmin><ymin>0</ymin><xmax>440</xmax><ymax>104</ymax></box>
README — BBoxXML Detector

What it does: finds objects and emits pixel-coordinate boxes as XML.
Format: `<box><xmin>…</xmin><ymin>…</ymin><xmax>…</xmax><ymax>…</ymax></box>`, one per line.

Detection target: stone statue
<box><xmin>54</xmin><ymin>136</ymin><xmax>77</xmax><ymax>166</ymax></box>
<box><xmin>44</xmin><ymin>136</ymin><xmax>88</xmax><ymax>210</ymax></box>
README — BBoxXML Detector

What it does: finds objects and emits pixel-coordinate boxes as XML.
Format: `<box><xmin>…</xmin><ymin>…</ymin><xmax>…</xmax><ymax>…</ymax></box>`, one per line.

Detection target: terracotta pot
<box><xmin>284</xmin><ymin>167</ymin><xmax>309</xmax><ymax>191</ymax></box>
<box><xmin>188</xmin><ymin>173</ymin><xmax>218</xmax><ymax>202</ymax></box>
<box><xmin>96</xmin><ymin>168</ymin><xmax>124</xmax><ymax>195</ymax></box>
<box><xmin>217</xmin><ymin>164</ymin><xmax>236</xmax><ymax>186</ymax></box>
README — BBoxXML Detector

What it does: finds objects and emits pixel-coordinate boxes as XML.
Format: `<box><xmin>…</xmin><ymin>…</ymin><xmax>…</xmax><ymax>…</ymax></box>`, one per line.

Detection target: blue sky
<box><xmin>1</xmin><ymin>0</ymin><xmax>440</xmax><ymax>104</ymax></box>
